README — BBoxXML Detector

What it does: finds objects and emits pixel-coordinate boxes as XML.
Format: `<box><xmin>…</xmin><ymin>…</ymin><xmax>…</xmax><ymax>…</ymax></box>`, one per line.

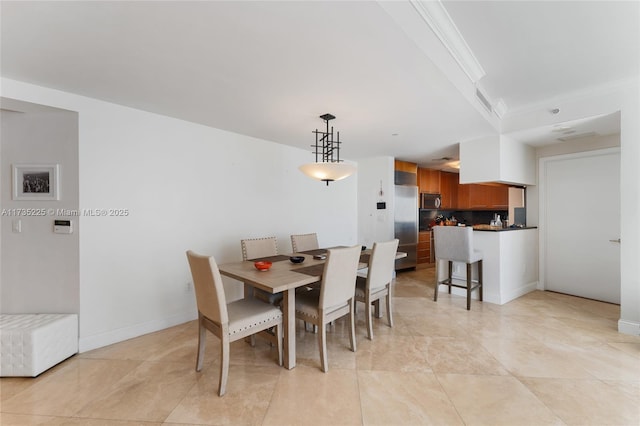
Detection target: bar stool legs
<box><xmin>433</xmin><ymin>259</ymin><xmax>483</xmax><ymax>310</ymax></box>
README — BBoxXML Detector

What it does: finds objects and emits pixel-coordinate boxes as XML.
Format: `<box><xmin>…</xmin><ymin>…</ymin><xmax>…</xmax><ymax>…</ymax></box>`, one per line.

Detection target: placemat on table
<box><xmin>299</xmin><ymin>249</ymin><xmax>327</xmax><ymax>256</ymax></box>
<box><xmin>250</xmin><ymin>255</ymin><xmax>291</xmax><ymax>262</ymax></box>
<box><xmin>292</xmin><ymin>264</ymin><xmax>325</xmax><ymax>277</ymax></box>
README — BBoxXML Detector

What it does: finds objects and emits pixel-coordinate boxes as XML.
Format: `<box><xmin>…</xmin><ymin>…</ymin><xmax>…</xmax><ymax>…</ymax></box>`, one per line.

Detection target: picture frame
<box><xmin>12</xmin><ymin>164</ymin><xmax>60</xmax><ymax>201</ymax></box>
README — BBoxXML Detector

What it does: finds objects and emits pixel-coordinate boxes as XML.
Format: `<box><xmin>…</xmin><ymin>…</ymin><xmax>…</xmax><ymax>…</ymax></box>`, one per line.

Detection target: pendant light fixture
<box><xmin>299</xmin><ymin>113</ymin><xmax>356</xmax><ymax>185</ymax></box>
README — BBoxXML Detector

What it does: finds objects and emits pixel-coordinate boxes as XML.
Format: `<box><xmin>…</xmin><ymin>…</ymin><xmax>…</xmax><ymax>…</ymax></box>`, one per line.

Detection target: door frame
<box><xmin>538</xmin><ymin>147</ymin><xmax>621</xmax><ymax>293</ymax></box>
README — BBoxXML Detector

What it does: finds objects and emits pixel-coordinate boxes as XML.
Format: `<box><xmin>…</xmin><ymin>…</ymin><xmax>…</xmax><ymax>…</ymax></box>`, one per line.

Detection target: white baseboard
<box><xmin>78</xmin><ymin>309</ymin><xmax>197</xmax><ymax>353</ymax></box>
<box><xmin>618</xmin><ymin>319</ymin><xmax>640</xmax><ymax>336</ymax></box>
<box><xmin>447</xmin><ymin>281</ymin><xmax>538</xmax><ymax>305</ymax></box>
<box><xmin>501</xmin><ymin>281</ymin><xmax>539</xmax><ymax>305</ymax></box>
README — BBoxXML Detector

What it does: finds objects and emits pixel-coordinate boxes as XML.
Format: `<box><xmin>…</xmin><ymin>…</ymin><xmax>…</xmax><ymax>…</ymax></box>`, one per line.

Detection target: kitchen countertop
<box><xmin>472</xmin><ymin>225</ymin><xmax>537</xmax><ymax>232</ymax></box>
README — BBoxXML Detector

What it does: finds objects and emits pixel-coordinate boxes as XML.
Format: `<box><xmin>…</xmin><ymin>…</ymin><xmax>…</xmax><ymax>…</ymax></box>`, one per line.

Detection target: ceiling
<box><xmin>1</xmin><ymin>1</ymin><xmax>638</xmax><ymax>169</ymax></box>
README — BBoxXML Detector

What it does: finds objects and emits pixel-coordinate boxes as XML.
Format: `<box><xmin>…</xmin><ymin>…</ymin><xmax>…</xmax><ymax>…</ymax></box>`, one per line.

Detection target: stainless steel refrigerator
<box><xmin>394</xmin><ymin>185</ymin><xmax>418</xmax><ymax>270</ymax></box>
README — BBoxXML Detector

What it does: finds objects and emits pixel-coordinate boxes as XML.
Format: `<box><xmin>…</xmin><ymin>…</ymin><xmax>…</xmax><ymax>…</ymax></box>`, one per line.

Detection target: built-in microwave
<box><xmin>420</xmin><ymin>193</ymin><xmax>441</xmax><ymax>210</ymax></box>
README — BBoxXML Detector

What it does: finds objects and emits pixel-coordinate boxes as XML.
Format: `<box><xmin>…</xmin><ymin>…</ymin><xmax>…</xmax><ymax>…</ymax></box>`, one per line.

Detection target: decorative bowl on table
<box><xmin>289</xmin><ymin>256</ymin><xmax>305</xmax><ymax>264</ymax></box>
<box><xmin>254</xmin><ymin>261</ymin><xmax>272</xmax><ymax>271</ymax></box>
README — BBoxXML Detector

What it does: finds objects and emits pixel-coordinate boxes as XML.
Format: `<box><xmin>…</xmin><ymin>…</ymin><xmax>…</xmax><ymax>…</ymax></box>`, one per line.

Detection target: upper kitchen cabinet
<box><xmin>418</xmin><ymin>168</ymin><xmax>441</xmax><ymax>193</ymax></box>
<box><xmin>439</xmin><ymin>171</ymin><xmax>458</xmax><ymax>209</ymax></box>
<box><xmin>395</xmin><ymin>159</ymin><xmax>417</xmax><ymax>185</ymax></box>
<box><xmin>458</xmin><ymin>183</ymin><xmax>509</xmax><ymax>210</ymax></box>
<box><xmin>460</xmin><ymin>135</ymin><xmax>535</xmax><ymax>186</ymax></box>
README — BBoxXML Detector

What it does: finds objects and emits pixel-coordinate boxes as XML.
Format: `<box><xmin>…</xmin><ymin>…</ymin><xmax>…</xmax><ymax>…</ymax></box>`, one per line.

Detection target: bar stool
<box><xmin>433</xmin><ymin>226</ymin><xmax>483</xmax><ymax>310</ymax></box>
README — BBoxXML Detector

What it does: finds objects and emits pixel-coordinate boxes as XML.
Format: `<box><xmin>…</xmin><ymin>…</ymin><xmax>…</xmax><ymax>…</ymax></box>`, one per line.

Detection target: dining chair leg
<box><xmin>349</xmin><ymin>299</ymin><xmax>357</xmax><ymax>353</ymax></box>
<box><xmin>478</xmin><ymin>260</ymin><xmax>484</xmax><ymax>301</ymax></box>
<box><xmin>196</xmin><ymin>318</ymin><xmax>206</xmax><ymax>371</ymax></box>
<box><xmin>386</xmin><ymin>290</ymin><xmax>393</xmax><ymax>328</ymax></box>
<box><xmin>276</xmin><ymin>323</ymin><xmax>283</xmax><ymax>366</ymax></box>
<box><xmin>365</xmin><ymin>296</ymin><xmax>373</xmax><ymax>340</ymax></box>
<box><xmin>448</xmin><ymin>261</ymin><xmax>453</xmax><ymax>294</ymax></box>
<box><xmin>434</xmin><ymin>260</ymin><xmax>440</xmax><ymax>302</ymax></box>
<box><xmin>318</xmin><ymin>320</ymin><xmax>328</xmax><ymax>372</ymax></box>
<box><xmin>466</xmin><ymin>262</ymin><xmax>472</xmax><ymax>310</ymax></box>
<box><xmin>219</xmin><ymin>334</ymin><xmax>230</xmax><ymax>396</ymax></box>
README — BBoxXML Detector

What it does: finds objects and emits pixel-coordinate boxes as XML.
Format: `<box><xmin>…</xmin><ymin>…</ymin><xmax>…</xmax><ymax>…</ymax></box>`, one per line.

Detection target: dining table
<box><xmin>218</xmin><ymin>247</ymin><xmax>406</xmax><ymax>370</ymax></box>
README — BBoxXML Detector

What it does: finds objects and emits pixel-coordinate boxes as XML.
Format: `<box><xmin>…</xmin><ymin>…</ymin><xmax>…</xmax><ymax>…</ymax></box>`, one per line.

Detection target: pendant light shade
<box><xmin>299</xmin><ymin>113</ymin><xmax>356</xmax><ymax>185</ymax></box>
<box><xmin>299</xmin><ymin>161</ymin><xmax>357</xmax><ymax>183</ymax></box>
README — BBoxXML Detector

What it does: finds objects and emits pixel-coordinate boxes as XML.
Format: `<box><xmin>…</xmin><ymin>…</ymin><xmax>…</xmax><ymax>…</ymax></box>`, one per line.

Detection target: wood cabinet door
<box><xmin>457</xmin><ymin>184</ymin><xmax>470</xmax><ymax>209</ymax></box>
<box><xmin>467</xmin><ymin>184</ymin><xmax>490</xmax><ymax>209</ymax></box>
<box><xmin>490</xmin><ymin>185</ymin><xmax>509</xmax><ymax>208</ymax></box>
<box><xmin>418</xmin><ymin>168</ymin><xmax>441</xmax><ymax>193</ymax></box>
<box><xmin>417</xmin><ymin>231</ymin><xmax>431</xmax><ymax>264</ymax></box>
<box><xmin>440</xmin><ymin>172</ymin><xmax>458</xmax><ymax>209</ymax></box>
<box><xmin>395</xmin><ymin>160</ymin><xmax>417</xmax><ymax>173</ymax></box>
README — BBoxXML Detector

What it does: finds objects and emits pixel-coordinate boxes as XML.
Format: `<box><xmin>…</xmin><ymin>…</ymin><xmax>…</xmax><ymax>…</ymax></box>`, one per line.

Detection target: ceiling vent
<box><xmin>557</xmin><ymin>131</ymin><xmax>597</xmax><ymax>142</ymax></box>
<box><xmin>475</xmin><ymin>88</ymin><xmax>492</xmax><ymax>113</ymax></box>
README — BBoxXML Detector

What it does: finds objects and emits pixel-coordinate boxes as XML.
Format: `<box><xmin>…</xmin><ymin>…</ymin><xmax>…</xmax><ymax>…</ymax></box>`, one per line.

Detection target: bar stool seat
<box><xmin>433</xmin><ymin>226</ymin><xmax>483</xmax><ymax>310</ymax></box>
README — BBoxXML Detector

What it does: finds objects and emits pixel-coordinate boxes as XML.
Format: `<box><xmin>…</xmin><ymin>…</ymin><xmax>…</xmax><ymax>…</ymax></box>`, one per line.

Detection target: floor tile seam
<box><xmin>259</xmin><ymin>368</ymin><xmax>286</xmax><ymax>426</ymax></box>
<box><xmin>357</xmin><ymin>369</ymin><xmax>442</xmax><ymax>425</ymax></box>
<box><xmin>162</xmin><ymin>371</ymin><xmax>207</xmax><ymax>425</ymax></box>
<box><xmin>429</xmin><ymin>372</ymin><xmax>470</xmax><ymax>425</ymax></box>
<box><xmin>0</xmin><ymin>360</ymin><xmax>145</xmax><ymax>418</ymax></box>
<box><xmin>510</xmin><ymin>375</ymin><xmax>570</xmax><ymax>426</ymax></box>
<box><xmin>353</xmin><ymin>367</ymin><xmax>366</xmax><ymax>426</ymax></box>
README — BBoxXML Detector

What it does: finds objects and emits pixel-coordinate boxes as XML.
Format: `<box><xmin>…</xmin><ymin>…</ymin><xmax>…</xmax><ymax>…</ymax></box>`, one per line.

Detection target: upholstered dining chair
<box><xmin>355</xmin><ymin>239</ymin><xmax>399</xmax><ymax>340</ymax></box>
<box><xmin>290</xmin><ymin>233</ymin><xmax>319</xmax><ymax>253</ymax></box>
<box><xmin>241</xmin><ymin>237</ymin><xmax>282</xmax><ymax>305</ymax></box>
<box><xmin>186</xmin><ymin>250</ymin><xmax>283</xmax><ymax>396</ymax></box>
<box><xmin>433</xmin><ymin>226</ymin><xmax>483</xmax><ymax>310</ymax></box>
<box><xmin>294</xmin><ymin>245</ymin><xmax>361</xmax><ymax>372</ymax></box>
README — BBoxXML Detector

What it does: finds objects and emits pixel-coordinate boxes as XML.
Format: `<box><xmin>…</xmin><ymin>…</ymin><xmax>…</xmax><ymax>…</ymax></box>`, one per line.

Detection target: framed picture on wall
<box><xmin>12</xmin><ymin>164</ymin><xmax>60</xmax><ymax>200</ymax></box>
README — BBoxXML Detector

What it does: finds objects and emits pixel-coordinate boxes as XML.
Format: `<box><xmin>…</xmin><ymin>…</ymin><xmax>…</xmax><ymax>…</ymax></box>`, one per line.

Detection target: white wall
<box><xmin>526</xmin><ymin>133</ymin><xmax>620</xmax><ymax>227</ymax></box>
<box><xmin>1</xmin><ymin>102</ymin><xmax>79</xmax><ymax>314</ymax></box>
<box><xmin>505</xmin><ymin>79</ymin><xmax>639</xmax><ymax>335</ymax></box>
<box><xmin>357</xmin><ymin>156</ymin><xmax>394</xmax><ymax>248</ymax></box>
<box><xmin>1</xmin><ymin>78</ymin><xmax>358</xmax><ymax>351</ymax></box>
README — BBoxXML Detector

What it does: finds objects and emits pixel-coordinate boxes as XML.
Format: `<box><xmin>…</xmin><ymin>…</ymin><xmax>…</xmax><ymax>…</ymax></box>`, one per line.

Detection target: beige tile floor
<box><xmin>2</xmin><ymin>267</ymin><xmax>639</xmax><ymax>425</ymax></box>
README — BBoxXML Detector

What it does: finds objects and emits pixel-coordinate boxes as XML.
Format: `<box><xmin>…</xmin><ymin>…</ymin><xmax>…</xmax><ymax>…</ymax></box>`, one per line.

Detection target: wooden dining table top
<box><xmin>217</xmin><ymin>248</ymin><xmax>406</xmax><ymax>294</ymax></box>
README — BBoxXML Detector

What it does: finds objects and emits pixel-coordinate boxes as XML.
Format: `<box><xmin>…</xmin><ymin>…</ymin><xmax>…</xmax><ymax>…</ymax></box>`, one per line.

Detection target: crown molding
<box><xmin>507</xmin><ymin>76</ymin><xmax>640</xmax><ymax>117</ymax></box>
<box><xmin>409</xmin><ymin>0</ymin><xmax>485</xmax><ymax>83</ymax></box>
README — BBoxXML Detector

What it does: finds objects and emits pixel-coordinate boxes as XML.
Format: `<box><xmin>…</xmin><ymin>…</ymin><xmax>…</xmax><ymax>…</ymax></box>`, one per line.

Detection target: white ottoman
<box><xmin>0</xmin><ymin>314</ymin><xmax>78</xmax><ymax>377</ymax></box>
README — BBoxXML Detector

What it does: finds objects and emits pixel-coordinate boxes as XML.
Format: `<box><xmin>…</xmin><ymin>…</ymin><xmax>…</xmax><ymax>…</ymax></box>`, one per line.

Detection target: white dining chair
<box><xmin>186</xmin><ymin>250</ymin><xmax>283</xmax><ymax>396</ymax></box>
<box><xmin>433</xmin><ymin>226</ymin><xmax>483</xmax><ymax>310</ymax></box>
<box><xmin>291</xmin><ymin>233</ymin><xmax>319</xmax><ymax>253</ymax></box>
<box><xmin>240</xmin><ymin>236</ymin><xmax>283</xmax><ymax>305</ymax></box>
<box><xmin>294</xmin><ymin>245</ymin><xmax>361</xmax><ymax>372</ymax></box>
<box><xmin>355</xmin><ymin>239</ymin><xmax>399</xmax><ymax>340</ymax></box>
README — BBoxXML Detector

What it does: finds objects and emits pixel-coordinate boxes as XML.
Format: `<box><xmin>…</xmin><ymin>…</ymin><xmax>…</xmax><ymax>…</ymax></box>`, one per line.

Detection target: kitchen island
<box><xmin>435</xmin><ymin>226</ymin><xmax>538</xmax><ymax>305</ymax></box>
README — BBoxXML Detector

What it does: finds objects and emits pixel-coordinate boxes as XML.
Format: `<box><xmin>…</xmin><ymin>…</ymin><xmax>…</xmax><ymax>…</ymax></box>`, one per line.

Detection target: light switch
<box><xmin>53</xmin><ymin>219</ymin><xmax>73</xmax><ymax>234</ymax></box>
<box><xmin>12</xmin><ymin>219</ymin><xmax>22</xmax><ymax>233</ymax></box>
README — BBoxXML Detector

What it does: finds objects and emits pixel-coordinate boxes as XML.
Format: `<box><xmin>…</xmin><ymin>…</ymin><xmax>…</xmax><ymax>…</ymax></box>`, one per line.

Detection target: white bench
<box><xmin>0</xmin><ymin>314</ymin><xmax>78</xmax><ymax>377</ymax></box>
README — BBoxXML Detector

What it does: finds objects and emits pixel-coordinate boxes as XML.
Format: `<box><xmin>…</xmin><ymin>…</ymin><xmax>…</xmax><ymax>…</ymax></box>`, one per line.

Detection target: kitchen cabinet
<box><xmin>458</xmin><ymin>183</ymin><xmax>508</xmax><ymax>210</ymax></box>
<box><xmin>417</xmin><ymin>231</ymin><xmax>431</xmax><ymax>264</ymax></box>
<box><xmin>417</xmin><ymin>168</ymin><xmax>441</xmax><ymax>194</ymax></box>
<box><xmin>416</xmin><ymin>167</ymin><xmax>509</xmax><ymax>210</ymax></box>
<box><xmin>440</xmin><ymin>171</ymin><xmax>458</xmax><ymax>209</ymax></box>
<box><xmin>489</xmin><ymin>185</ymin><xmax>508</xmax><ymax>208</ymax></box>
<box><xmin>468</xmin><ymin>184</ymin><xmax>490</xmax><ymax>209</ymax></box>
<box><xmin>395</xmin><ymin>160</ymin><xmax>417</xmax><ymax>173</ymax></box>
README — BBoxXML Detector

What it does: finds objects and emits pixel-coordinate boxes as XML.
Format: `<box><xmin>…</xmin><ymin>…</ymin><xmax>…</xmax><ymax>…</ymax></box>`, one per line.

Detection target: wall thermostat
<box><xmin>54</xmin><ymin>219</ymin><xmax>73</xmax><ymax>234</ymax></box>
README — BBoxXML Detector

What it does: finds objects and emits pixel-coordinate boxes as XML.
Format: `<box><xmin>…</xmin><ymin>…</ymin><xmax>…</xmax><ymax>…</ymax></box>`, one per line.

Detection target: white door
<box><xmin>543</xmin><ymin>149</ymin><xmax>620</xmax><ymax>303</ymax></box>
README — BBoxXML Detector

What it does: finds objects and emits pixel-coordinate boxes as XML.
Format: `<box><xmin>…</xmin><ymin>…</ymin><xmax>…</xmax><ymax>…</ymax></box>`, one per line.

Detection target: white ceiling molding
<box><xmin>410</xmin><ymin>0</ymin><xmax>486</xmax><ymax>83</ymax></box>
<box><xmin>493</xmin><ymin>99</ymin><xmax>508</xmax><ymax>120</ymax></box>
